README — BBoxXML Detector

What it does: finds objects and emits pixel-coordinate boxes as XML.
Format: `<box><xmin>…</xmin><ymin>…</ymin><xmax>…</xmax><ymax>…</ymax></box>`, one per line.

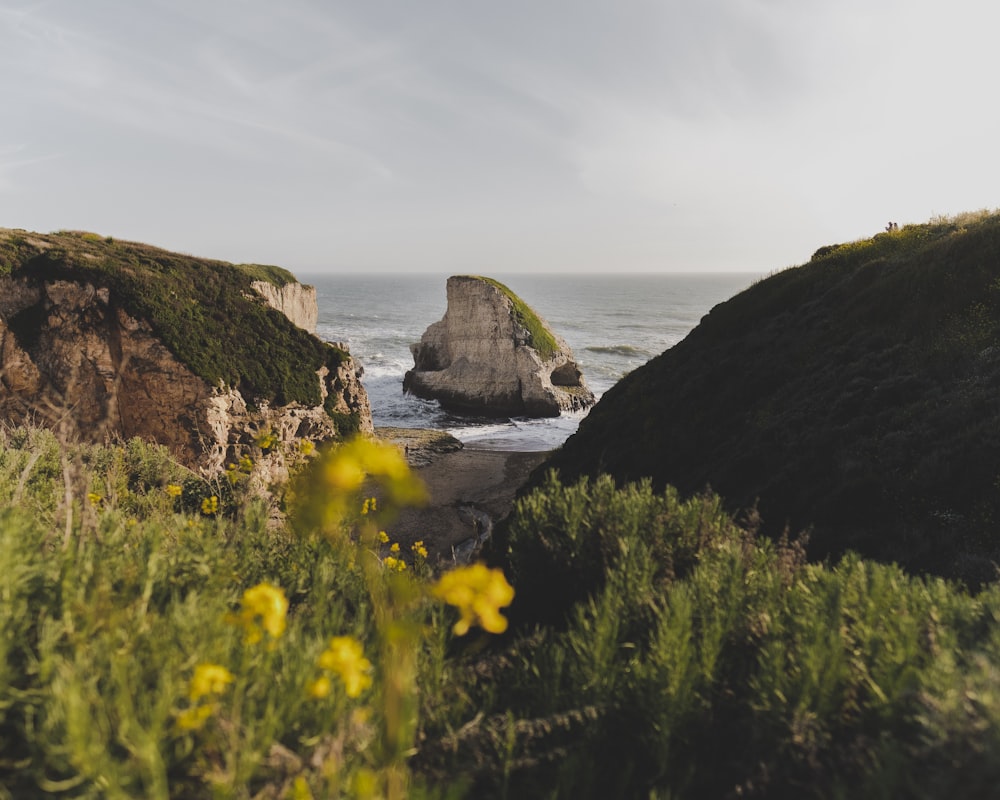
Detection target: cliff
<box><xmin>251</xmin><ymin>279</ymin><xmax>318</xmax><ymax>333</ymax></box>
<box><xmin>0</xmin><ymin>229</ymin><xmax>372</xmax><ymax>476</ymax></box>
<box><xmin>404</xmin><ymin>275</ymin><xmax>594</xmax><ymax>417</ymax></box>
<box><xmin>540</xmin><ymin>211</ymin><xmax>1000</xmax><ymax>584</ymax></box>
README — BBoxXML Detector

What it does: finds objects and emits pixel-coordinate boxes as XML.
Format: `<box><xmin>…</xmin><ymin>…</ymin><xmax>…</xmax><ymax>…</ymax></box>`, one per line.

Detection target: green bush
<box><xmin>3</xmin><ymin>428</ymin><xmax>1000</xmax><ymax>797</ymax></box>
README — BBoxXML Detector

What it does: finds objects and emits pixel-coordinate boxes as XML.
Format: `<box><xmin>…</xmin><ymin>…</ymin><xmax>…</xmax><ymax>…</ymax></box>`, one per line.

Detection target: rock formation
<box><xmin>0</xmin><ymin>229</ymin><xmax>371</xmax><ymax>479</ymax></box>
<box><xmin>251</xmin><ymin>279</ymin><xmax>318</xmax><ymax>333</ymax></box>
<box><xmin>404</xmin><ymin>275</ymin><xmax>594</xmax><ymax>417</ymax></box>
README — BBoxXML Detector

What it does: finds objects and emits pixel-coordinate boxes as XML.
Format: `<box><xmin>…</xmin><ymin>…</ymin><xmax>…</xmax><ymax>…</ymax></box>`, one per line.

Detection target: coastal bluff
<box><xmin>541</xmin><ymin>211</ymin><xmax>1000</xmax><ymax>584</ymax></box>
<box><xmin>0</xmin><ymin>228</ymin><xmax>371</xmax><ymax>476</ymax></box>
<box><xmin>403</xmin><ymin>275</ymin><xmax>594</xmax><ymax>417</ymax></box>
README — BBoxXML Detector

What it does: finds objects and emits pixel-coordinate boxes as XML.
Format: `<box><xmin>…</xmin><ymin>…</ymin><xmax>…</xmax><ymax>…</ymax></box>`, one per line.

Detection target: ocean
<box><xmin>309</xmin><ymin>273</ymin><xmax>759</xmax><ymax>451</ymax></box>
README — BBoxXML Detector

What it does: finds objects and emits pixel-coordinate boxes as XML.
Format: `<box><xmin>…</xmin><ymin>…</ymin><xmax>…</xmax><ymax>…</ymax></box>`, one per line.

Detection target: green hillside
<box><xmin>542</xmin><ymin>211</ymin><xmax>1000</xmax><ymax>583</ymax></box>
<box><xmin>0</xmin><ymin>229</ymin><xmax>347</xmax><ymax>412</ymax></box>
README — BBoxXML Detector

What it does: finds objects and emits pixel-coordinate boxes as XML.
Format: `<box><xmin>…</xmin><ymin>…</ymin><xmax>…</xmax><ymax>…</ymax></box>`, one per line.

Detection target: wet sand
<box><xmin>376</xmin><ymin>428</ymin><xmax>549</xmax><ymax>563</ymax></box>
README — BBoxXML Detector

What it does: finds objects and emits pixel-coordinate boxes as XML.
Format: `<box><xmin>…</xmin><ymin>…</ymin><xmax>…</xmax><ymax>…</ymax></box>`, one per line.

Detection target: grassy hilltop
<box><xmin>0</xmin><ymin>229</ymin><xmax>348</xmax><ymax>412</ymax></box>
<box><xmin>543</xmin><ymin>210</ymin><xmax>1000</xmax><ymax>584</ymax></box>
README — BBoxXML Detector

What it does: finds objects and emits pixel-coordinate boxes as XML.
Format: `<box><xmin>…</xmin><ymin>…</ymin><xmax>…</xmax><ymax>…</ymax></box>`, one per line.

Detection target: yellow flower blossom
<box><xmin>383</xmin><ymin>556</ymin><xmax>407</xmax><ymax>573</ymax></box>
<box><xmin>231</xmin><ymin>582</ymin><xmax>288</xmax><ymax>644</ymax></box>
<box><xmin>411</xmin><ymin>540</ymin><xmax>428</xmax><ymax>559</ymax></box>
<box><xmin>378</xmin><ymin>530</ymin><xmax>389</xmax><ymax>543</ymax></box>
<box><xmin>298</xmin><ymin>439</ymin><xmax>315</xmax><ymax>455</ymax></box>
<box><xmin>165</xmin><ymin>484</ymin><xmax>183</xmax><ymax>497</ymax></box>
<box><xmin>175</xmin><ymin>703</ymin><xmax>214</xmax><ymax>731</ymax></box>
<box><xmin>321</xmin><ymin>439</ymin><xmax>427</xmax><ymax>506</ymax></box>
<box><xmin>188</xmin><ymin>663</ymin><xmax>234</xmax><ymax>701</ymax></box>
<box><xmin>317</xmin><ymin>636</ymin><xmax>373</xmax><ymax>698</ymax></box>
<box><xmin>201</xmin><ymin>495</ymin><xmax>218</xmax><ymax>515</ymax></box>
<box><xmin>239</xmin><ymin>454</ymin><xmax>254</xmax><ymax>473</ymax></box>
<box><xmin>87</xmin><ymin>492</ymin><xmax>103</xmax><ymax>507</ymax></box>
<box><xmin>361</xmin><ymin>497</ymin><xmax>378</xmax><ymax>515</ymax></box>
<box><xmin>389</xmin><ymin>542</ymin><xmax>400</xmax><ymax>554</ymax></box>
<box><xmin>177</xmin><ymin>663</ymin><xmax>234</xmax><ymax>731</ymax></box>
<box><xmin>431</xmin><ymin>563</ymin><xmax>515</xmax><ymax>636</ymax></box>
<box><xmin>306</xmin><ymin>674</ymin><xmax>332</xmax><ymax>699</ymax></box>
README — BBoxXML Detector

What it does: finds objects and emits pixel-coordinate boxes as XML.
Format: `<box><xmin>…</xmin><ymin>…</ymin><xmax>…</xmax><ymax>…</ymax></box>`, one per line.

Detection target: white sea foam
<box><xmin>309</xmin><ymin>272</ymin><xmax>758</xmax><ymax>451</ymax></box>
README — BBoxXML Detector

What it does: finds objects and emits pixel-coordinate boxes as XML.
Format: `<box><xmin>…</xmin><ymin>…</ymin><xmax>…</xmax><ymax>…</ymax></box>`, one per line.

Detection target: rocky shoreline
<box><xmin>375</xmin><ymin>427</ymin><xmax>549</xmax><ymax>564</ymax></box>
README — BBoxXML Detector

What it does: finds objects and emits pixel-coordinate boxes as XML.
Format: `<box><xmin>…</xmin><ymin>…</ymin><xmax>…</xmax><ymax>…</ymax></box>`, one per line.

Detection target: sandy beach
<box><xmin>376</xmin><ymin>428</ymin><xmax>549</xmax><ymax>563</ymax></box>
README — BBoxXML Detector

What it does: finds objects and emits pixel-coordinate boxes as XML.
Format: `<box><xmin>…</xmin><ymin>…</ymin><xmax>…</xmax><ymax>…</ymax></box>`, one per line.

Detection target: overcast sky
<box><xmin>1</xmin><ymin>1</ymin><xmax>998</xmax><ymax>274</ymax></box>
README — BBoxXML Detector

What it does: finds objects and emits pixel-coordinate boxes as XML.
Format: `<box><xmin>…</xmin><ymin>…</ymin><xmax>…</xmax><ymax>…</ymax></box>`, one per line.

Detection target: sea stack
<box><xmin>403</xmin><ymin>275</ymin><xmax>595</xmax><ymax>417</ymax></box>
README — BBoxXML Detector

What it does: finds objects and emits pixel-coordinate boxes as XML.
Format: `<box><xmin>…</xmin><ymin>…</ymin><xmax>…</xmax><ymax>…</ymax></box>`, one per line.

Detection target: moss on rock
<box><xmin>475</xmin><ymin>276</ymin><xmax>559</xmax><ymax>360</ymax></box>
<box><xmin>0</xmin><ymin>228</ymin><xmax>346</xmax><ymax>410</ymax></box>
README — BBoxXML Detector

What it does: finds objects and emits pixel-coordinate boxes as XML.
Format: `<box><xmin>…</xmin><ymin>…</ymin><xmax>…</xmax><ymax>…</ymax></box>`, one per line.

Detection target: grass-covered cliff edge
<box><xmin>473</xmin><ymin>275</ymin><xmax>559</xmax><ymax>359</ymax></box>
<box><xmin>0</xmin><ymin>228</ymin><xmax>348</xmax><ymax>412</ymax></box>
<box><xmin>543</xmin><ymin>210</ymin><xmax>1000</xmax><ymax>584</ymax></box>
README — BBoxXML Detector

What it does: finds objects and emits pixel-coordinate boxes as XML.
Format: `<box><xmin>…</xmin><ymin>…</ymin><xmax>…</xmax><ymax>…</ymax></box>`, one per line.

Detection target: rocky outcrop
<box><xmin>403</xmin><ymin>276</ymin><xmax>594</xmax><ymax>417</ymax></box>
<box><xmin>251</xmin><ymin>280</ymin><xmax>318</xmax><ymax>333</ymax></box>
<box><xmin>0</xmin><ymin>229</ymin><xmax>372</xmax><ymax>479</ymax></box>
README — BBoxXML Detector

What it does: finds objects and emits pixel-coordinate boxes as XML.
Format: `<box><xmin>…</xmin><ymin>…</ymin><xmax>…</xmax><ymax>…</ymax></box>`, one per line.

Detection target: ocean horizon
<box><xmin>307</xmin><ymin>272</ymin><xmax>761</xmax><ymax>451</ymax></box>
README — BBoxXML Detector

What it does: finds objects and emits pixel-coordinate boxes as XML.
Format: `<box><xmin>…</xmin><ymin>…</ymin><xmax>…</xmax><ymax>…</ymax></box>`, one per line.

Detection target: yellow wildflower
<box><xmin>239</xmin><ymin>454</ymin><xmax>254</xmax><ymax>473</ymax></box>
<box><xmin>257</xmin><ymin>431</ymin><xmax>278</xmax><ymax>450</ymax></box>
<box><xmin>431</xmin><ymin>563</ymin><xmax>515</xmax><ymax>636</ymax></box>
<box><xmin>317</xmin><ymin>636</ymin><xmax>373</xmax><ymax>698</ymax></box>
<box><xmin>361</xmin><ymin>497</ymin><xmax>377</xmax><ymax>516</ymax></box>
<box><xmin>231</xmin><ymin>582</ymin><xmax>288</xmax><ymax>644</ymax></box>
<box><xmin>306</xmin><ymin>674</ymin><xmax>332</xmax><ymax>699</ymax></box>
<box><xmin>383</xmin><ymin>556</ymin><xmax>407</xmax><ymax>573</ymax></box>
<box><xmin>201</xmin><ymin>495</ymin><xmax>218</xmax><ymax>515</ymax></box>
<box><xmin>389</xmin><ymin>542</ymin><xmax>400</xmax><ymax>554</ymax></box>
<box><xmin>87</xmin><ymin>492</ymin><xmax>103</xmax><ymax>507</ymax></box>
<box><xmin>298</xmin><ymin>439</ymin><xmax>315</xmax><ymax>455</ymax></box>
<box><xmin>165</xmin><ymin>484</ymin><xmax>183</xmax><ymax>497</ymax></box>
<box><xmin>188</xmin><ymin>663</ymin><xmax>234</xmax><ymax>701</ymax></box>
<box><xmin>175</xmin><ymin>703</ymin><xmax>214</xmax><ymax>731</ymax></box>
<box><xmin>378</xmin><ymin>530</ymin><xmax>390</xmax><ymax>544</ymax></box>
<box><xmin>322</xmin><ymin>439</ymin><xmax>427</xmax><ymax>505</ymax></box>
<box><xmin>411</xmin><ymin>540</ymin><xmax>428</xmax><ymax>559</ymax></box>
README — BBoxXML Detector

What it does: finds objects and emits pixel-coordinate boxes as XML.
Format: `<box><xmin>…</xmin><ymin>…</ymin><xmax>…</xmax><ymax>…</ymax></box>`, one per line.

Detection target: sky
<box><xmin>1</xmin><ymin>1</ymin><xmax>999</xmax><ymax>275</ymax></box>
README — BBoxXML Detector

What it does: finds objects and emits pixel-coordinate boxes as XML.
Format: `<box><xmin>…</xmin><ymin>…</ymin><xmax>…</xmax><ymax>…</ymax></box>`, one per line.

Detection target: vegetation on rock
<box><xmin>475</xmin><ymin>275</ymin><xmax>559</xmax><ymax>360</ymax></box>
<box><xmin>543</xmin><ymin>210</ymin><xmax>1000</xmax><ymax>584</ymax></box>
<box><xmin>0</xmin><ymin>229</ymin><xmax>347</xmax><ymax>411</ymax></box>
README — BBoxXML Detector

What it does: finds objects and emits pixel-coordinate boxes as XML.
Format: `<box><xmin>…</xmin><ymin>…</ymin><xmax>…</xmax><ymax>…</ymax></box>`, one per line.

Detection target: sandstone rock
<box><xmin>403</xmin><ymin>276</ymin><xmax>595</xmax><ymax>417</ymax></box>
<box><xmin>251</xmin><ymin>279</ymin><xmax>318</xmax><ymax>333</ymax></box>
<box><xmin>0</xmin><ymin>230</ymin><xmax>372</xmax><ymax>479</ymax></box>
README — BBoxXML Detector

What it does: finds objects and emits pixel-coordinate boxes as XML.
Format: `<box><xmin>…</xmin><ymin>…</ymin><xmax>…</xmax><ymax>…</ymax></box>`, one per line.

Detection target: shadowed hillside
<box><xmin>542</xmin><ymin>211</ymin><xmax>1000</xmax><ymax>583</ymax></box>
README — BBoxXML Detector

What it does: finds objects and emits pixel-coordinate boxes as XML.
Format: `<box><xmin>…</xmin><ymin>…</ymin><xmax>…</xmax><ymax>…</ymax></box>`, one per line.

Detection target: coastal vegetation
<box><xmin>0</xmin><ymin>229</ymin><xmax>347</xmax><ymax>412</ymax></box>
<box><xmin>543</xmin><ymin>210</ymin><xmax>1000</xmax><ymax>585</ymax></box>
<box><xmin>5</xmin><ymin>213</ymin><xmax>1000</xmax><ymax>796</ymax></box>
<box><xmin>475</xmin><ymin>276</ymin><xmax>559</xmax><ymax>360</ymax></box>
<box><xmin>3</xmin><ymin>426</ymin><xmax>1000</xmax><ymax>798</ymax></box>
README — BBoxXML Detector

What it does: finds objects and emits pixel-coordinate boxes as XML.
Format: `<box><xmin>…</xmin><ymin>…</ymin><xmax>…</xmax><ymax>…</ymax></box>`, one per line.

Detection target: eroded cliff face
<box><xmin>0</xmin><ymin>273</ymin><xmax>371</xmax><ymax>478</ymax></box>
<box><xmin>403</xmin><ymin>276</ymin><xmax>595</xmax><ymax>417</ymax></box>
<box><xmin>251</xmin><ymin>280</ymin><xmax>318</xmax><ymax>333</ymax></box>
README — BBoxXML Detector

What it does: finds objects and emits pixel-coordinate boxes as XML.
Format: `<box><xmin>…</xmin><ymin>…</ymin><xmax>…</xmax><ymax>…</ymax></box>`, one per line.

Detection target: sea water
<box><xmin>309</xmin><ymin>273</ymin><xmax>759</xmax><ymax>451</ymax></box>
